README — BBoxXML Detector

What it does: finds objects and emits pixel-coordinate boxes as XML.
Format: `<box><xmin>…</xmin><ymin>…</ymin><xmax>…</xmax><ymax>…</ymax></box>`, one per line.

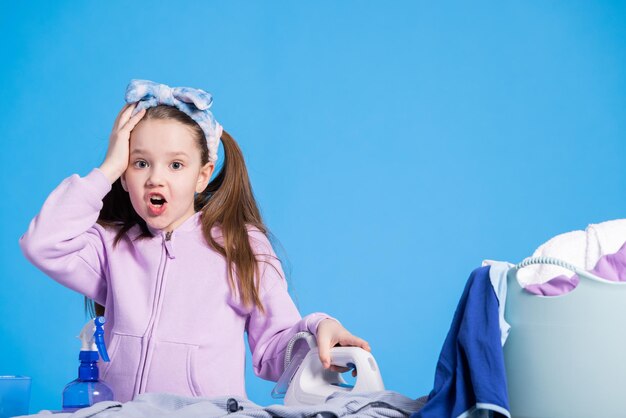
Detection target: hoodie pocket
<box><xmin>144</xmin><ymin>340</ymin><xmax>201</xmax><ymax>397</ymax></box>
<box><xmin>99</xmin><ymin>332</ymin><xmax>143</xmax><ymax>403</ymax></box>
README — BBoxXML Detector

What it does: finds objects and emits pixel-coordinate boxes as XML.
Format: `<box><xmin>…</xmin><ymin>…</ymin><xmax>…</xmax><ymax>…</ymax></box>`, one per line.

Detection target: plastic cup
<box><xmin>0</xmin><ymin>376</ymin><xmax>32</xmax><ymax>418</ymax></box>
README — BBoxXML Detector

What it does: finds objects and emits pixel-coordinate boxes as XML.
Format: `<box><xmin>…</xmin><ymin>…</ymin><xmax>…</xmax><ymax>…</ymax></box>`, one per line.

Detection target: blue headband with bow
<box><xmin>124</xmin><ymin>79</ymin><xmax>223</xmax><ymax>163</ymax></box>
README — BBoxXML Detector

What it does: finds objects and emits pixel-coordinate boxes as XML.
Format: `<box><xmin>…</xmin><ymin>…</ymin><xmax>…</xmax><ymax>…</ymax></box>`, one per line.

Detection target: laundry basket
<box><xmin>503</xmin><ymin>258</ymin><xmax>626</xmax><ymax>418</ymax></box>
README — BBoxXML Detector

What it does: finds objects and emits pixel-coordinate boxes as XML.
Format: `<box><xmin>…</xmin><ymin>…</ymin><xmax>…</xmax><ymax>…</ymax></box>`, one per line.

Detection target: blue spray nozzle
<box><xmin>94</xmin><ymin>316</ymin><xmax>110</xmax><ymax>362</ymax></box>
<box><xmin>78</xmin><ymin>316</ymin><xmax>110</xmax><ymax>362</ymax></box>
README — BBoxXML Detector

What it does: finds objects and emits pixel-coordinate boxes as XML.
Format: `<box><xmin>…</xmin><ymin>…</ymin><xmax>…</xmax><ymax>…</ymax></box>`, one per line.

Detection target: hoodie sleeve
<box><xmin>245</xmin><ymin>230</ymin><xmax>340</xmax><ymax>381</ymax></box>
<box><xmin>18</xmin><ymin>168</ymin><xmax>113</xmax><ymax>305</ymax></box>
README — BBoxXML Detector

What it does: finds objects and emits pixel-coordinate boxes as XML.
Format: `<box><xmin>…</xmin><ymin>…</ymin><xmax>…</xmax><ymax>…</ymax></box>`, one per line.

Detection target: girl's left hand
<box><xmin>316</xmin><ymin>319</ymin><xmax>371</xmax><ymax>377</ymax></box>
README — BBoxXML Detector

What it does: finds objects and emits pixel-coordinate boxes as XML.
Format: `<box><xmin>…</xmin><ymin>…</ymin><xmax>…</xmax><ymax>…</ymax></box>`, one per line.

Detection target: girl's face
<box><xmin>121</xmin><ymin>119</ymin><xmax>214</xmax><ymax>233</ymax></box>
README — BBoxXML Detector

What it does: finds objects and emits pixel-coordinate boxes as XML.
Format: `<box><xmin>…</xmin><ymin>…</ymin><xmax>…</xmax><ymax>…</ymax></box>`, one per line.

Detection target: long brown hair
<box><xmin>86</xmin><ymin>104</ymin><xmax>278</xmax><ymax>318</ymax></box>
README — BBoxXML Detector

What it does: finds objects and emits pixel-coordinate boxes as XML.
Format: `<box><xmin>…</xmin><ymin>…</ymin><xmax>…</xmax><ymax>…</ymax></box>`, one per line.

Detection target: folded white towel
<box><xmin>585</xmin><ymin>219</ymin><xmax>626</xmax><ymax>267</ymax></box>
<box><xmin>516</xmin><ymin>219</ymin><xmax>626</xmax><ymax>286</ymax></box>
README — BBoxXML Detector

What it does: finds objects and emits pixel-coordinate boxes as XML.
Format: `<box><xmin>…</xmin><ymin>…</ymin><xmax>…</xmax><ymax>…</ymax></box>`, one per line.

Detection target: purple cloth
<box><xmin>524</xmin><ymin>240</ymin><xmax>626</xmax><ymax>296</ymax></box>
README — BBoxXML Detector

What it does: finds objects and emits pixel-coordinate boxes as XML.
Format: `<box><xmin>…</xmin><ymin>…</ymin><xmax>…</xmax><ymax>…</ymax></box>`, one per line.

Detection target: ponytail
<box><xmin>196</xmin><ymin>130</ymin><xmax>269</xmax><ymax>314</ymax></box>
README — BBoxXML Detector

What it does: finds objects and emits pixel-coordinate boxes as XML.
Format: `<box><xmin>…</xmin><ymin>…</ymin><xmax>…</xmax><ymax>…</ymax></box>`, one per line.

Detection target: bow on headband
<box><xmin>125</xmin><ymin>79</ymin><xmax>223</xmax><ymax>163</ymax></box>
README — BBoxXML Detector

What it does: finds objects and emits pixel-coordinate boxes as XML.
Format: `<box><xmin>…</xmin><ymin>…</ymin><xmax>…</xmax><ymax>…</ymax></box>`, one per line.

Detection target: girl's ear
<box><xmin>196</xmin><ymin>162</ymin><xmax>215</xmax><ymax>193</ymax></box>
<box><xmin>120</xmin><ymin>172</ymin><xmax>128</xmax><ymax>192</ymax></box>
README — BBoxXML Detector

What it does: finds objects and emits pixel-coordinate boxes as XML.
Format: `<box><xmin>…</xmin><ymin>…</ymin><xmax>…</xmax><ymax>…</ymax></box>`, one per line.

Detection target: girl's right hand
<box><xmin>99</xmin><ymin>102</ymin><xmax>147</xmax><ymax>184</ymax></box>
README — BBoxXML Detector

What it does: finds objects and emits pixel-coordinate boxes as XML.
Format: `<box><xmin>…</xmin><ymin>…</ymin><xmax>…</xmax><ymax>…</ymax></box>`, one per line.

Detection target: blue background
<box><xmin>2</xmin><ymin>1</ymin><xmax>626</xmax><ymax>413</ymax></box>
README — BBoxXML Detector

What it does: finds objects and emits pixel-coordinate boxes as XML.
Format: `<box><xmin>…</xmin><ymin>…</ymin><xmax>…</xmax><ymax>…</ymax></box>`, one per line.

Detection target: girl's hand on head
<box><xmin>99</xmin><ymin>102</ymin><xmax>146</xmax><ymax>184</ymax></box>
<box><xmin>316</xmin><ymin>319</ymin><xmax>371</xmax><ymax>377</ymax></box>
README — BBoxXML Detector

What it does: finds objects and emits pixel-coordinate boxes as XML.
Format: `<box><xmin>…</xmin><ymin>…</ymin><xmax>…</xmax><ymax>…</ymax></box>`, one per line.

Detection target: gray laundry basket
<box><xmin>504</xmin><ymin>258</ymin><xmax>626</xmax><ymax>418</ymax></box>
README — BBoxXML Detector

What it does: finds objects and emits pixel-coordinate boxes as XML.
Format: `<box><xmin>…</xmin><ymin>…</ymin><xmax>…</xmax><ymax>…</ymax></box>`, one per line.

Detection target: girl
<box><xmin>19</xmin><ymin>79</ymin><xmax>370</xmax><ymax>403</ymax></box>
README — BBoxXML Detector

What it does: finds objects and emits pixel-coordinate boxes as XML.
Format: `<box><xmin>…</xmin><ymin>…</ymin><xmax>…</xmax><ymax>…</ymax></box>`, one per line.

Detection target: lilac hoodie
<box><xmin>19</xmin><ymin>167</ymin><xmax>336</xmax><ymax>402</ymax></box>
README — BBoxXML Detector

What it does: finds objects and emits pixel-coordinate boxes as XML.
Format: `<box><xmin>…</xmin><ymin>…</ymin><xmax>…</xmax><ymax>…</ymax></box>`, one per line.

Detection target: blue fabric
<box><xmin>124</xmin><ymin>79</ymin><xmax>223</xmax><ymax>163</ymax></box>
<box><xmin>412</xmin><ymin>266</ymin><xmax>510</xmax><ymax>418</ymax></box>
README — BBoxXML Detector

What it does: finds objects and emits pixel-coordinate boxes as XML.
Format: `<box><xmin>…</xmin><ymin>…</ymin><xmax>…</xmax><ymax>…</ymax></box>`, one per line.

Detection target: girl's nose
<box><xmin>146</xmin><ymin>167</ymin><xmax>166</xmax><ymax>186</ymax></box>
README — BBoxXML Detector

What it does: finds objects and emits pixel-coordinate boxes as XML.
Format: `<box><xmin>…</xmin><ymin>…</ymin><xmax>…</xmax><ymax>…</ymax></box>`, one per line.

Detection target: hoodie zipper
<box><xmin>136</xmin><ymin>231</ymin><xmax>173</xmax><ymax>395</ymax></box>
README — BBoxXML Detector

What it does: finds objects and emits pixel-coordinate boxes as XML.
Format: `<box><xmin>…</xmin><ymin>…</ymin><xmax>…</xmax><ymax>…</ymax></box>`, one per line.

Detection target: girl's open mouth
<box><xmin>147</xmin><ymin>194</ymin><xmax>167</xmax><ymax>216</ymax></box>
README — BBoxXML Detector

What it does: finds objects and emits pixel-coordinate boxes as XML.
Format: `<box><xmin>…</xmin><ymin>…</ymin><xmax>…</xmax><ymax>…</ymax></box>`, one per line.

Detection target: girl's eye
<box><xmin>134</xmin><ymin>160</ymin><xmax>148</xmax><ymax>168</ymax></box>
<box><xmin>171</xmin><ymin>162</ymin><xmax>183</xmax><ymax>170</ymax></box>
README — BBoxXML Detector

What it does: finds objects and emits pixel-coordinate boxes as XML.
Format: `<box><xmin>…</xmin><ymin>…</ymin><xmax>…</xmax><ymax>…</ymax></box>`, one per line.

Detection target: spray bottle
<box><xmin>61</xmin><ymin>316</ymin><xmax>114</xmax><ymax>412</ymax></box>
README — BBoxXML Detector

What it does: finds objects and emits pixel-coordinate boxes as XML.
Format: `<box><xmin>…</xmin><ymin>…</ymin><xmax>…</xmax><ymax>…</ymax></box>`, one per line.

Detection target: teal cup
<box><xmin>0</xmin><ymin>376</ymin><xmax>32</xmax><ymax>418</ymax></box>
